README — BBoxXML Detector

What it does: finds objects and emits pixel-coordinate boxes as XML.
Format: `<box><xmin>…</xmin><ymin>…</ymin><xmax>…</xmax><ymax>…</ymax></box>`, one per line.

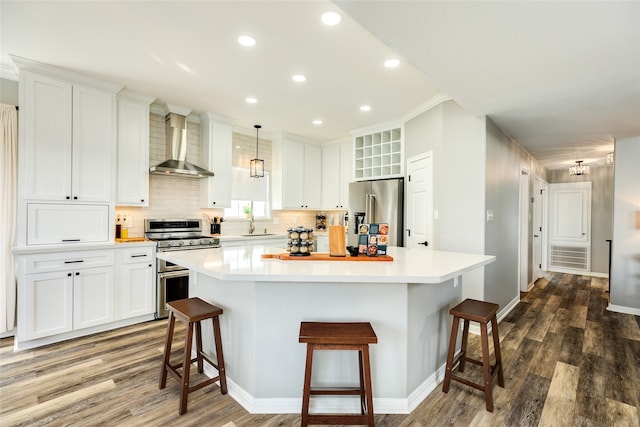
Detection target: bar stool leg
<box><xmin>361</xmin><ymin>345</ymin><xmax>375</xmax><ymax>427</ymax></box>
<box><xmin>459</xmin><ymin>319</ymin><xmax>470</xmax><ymax>373</ymax></box>
<box><xmin>443</xmin><ymin>315</ymin><xmax>460</xmax><ymax>393</ymax></box>
<box><xmin>480</xmin><ymin>322</ymin><xmax>494</xmax><ymax>412</ymax></box>
<box><xmin>491</xmin><ymin>315</ymin><xmax>505</xmax><ymax>387</ymax></box>
<box><xmin>301</xmin><ymin>344</ymin><xmax>315</xmax><ymax>427</ymax></box>
<box><xmin>358</xmin><ymin>349</ymin><xmax>366</xmax><ymax>414</ymax></box>
<box><xmin>179</xmin><ymin>322</ymin><xmax>194</xmax><ymax>415</ymax></box>
<box><xmin>159</xmin><ymin>312</ymin><xmax>175</xmax><ymax>389</ymax></box>
<box><xmin>212</xmin><ymin>315</ymin><xmax>228</xmax><ymax>394</ymax></box>
<box><xmin>195</xmin><ymin>321</ymin><xmax>204</xmax><ymax>374</ymax></box>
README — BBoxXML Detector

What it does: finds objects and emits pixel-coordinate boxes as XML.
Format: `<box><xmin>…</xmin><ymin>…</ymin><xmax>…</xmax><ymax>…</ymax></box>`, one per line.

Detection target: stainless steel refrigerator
<box><xmin>348</xmin><ymin>178</ymin><xmax>404</xmax><ymax>247</ymax></box>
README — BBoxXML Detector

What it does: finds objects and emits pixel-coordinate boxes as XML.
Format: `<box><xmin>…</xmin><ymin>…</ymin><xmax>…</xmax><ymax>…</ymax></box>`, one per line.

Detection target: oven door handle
<box><xmin>158</xmin><ymin>270</ymin><xmax>189</xmax><ymax>279</ymax></box>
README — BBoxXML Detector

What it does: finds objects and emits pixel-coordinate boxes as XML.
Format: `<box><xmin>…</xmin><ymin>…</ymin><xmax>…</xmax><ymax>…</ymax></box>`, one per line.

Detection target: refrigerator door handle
<box><xmin>365</xmin><ymin>194</ymin><xmax>376</xmax><ymax>223</ymax></box>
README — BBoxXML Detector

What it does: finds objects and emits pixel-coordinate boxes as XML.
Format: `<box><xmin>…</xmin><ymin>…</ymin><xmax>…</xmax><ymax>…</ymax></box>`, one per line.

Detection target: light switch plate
<box><xmin>486</xmin><ymin>210</ymin><xmax>494</xmax><ymax>221</ymax></box>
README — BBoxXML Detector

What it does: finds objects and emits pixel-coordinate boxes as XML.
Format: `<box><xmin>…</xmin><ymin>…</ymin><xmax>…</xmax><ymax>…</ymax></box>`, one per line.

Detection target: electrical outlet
<box><xmin>486</xmin><ymin>210</ymin><xmax>494</xmax><ymax>222</ymax></box>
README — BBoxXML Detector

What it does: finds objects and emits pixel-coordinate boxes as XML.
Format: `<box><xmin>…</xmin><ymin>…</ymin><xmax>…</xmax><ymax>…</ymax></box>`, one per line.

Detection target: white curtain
<box><xmin>1</xmin><ymin>104</ymin><xmax>18</xmax><ymax>334</ymax></box>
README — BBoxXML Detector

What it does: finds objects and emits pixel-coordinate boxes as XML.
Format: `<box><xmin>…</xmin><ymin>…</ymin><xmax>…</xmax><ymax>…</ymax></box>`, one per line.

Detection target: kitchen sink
<box><xmin>240</xmin><ymin>233</ymin><xmax>276</xmax><ymax>237</ymax></box>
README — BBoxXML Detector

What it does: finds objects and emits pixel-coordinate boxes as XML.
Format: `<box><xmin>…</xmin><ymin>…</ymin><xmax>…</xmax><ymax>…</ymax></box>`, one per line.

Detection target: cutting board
<box><xmin>261</xmin><ymin>252</ymin><xmax>394</xmax><ymax>262</ymax></box>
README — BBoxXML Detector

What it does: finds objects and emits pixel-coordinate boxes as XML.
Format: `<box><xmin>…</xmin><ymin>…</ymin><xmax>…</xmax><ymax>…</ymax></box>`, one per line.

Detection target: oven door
<box><xmin>156</xmin><ymin>270</ymin><xmax>189</xmax><ymax>319</ymax></box>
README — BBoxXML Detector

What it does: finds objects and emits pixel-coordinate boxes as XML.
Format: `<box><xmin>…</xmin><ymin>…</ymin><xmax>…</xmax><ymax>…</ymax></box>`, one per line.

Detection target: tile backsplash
<box><xmin>116</xmin><ymin>112</ymin><xmax>320</xmax><ymax>237</ymax></box>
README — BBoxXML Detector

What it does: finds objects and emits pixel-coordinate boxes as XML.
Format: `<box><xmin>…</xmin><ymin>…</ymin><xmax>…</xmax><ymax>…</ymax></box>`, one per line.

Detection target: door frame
<box><xmin>532</xmin><ymin>176</ymin><xmax>549</xmax><ymax>280</ymax></box>
<box><xmin>519</xmin><ymin>167</ymin><xmax>530</xmax><ymax>292</ymax></box>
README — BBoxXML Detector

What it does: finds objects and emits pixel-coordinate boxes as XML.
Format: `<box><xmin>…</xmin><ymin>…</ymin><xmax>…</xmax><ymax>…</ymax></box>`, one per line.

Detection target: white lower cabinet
<box><xmin>116</xmin><ymin>247</ymin><xmax>155</xmax><ymax>320</ymax></box>
<box><xmin>72</xmin><ymin>266</ymin><xmax>115</xmax><ymax>330</ymax></box>
<box><xmin>16</xmin><ymin>244</ymin><xmax>156</xmax><ymax>348</ymax></box>
<box><xmin>21</xmin><ymin>271</ymin><xmax>73</xmax><ymax>340</ymax></box>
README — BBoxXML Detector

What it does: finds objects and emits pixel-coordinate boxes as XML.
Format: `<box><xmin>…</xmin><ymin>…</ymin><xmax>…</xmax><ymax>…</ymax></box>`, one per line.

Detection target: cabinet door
<box><xmin>118</xmin><ymin>262</ymin><xmax>155</xmax><ymax>319</ymax></box>
<box><xmin>282</xmin><ymin>139</ymin><xmax>305</xmax><ymax>208</ymax></box>
<box><xmin>303</xmin><ymin>144</ymin><xmax>322</xmax><ymax>209</ymax></box>
<box><xmin>21</xmin><ymin>271</ymin><xmax>73</xmax><ymax>340</ymax></box>
<box><xmin>27</xmin><ymin>203</ymin><xmax>110</xmax><ymax>245</ymax></box>
<box><xmin>200</xmin><ymin>113</ymin><xmax>232</xmax><ymax>208</ymax></box>
<box><xmin>72</xmin><ymin>85</ymin><xmax>115</xmax><ymax>202</ymax></box>
<box><xmin>73</xmin><ymin>266</ymin><xmax>115</xmax><ymax>330</ymax></box>
<box><xmin>117</xmin><ymin>96</ymin><xmax>151</xmax><ymax>206</ymax></box>
<box><xmin>322</xmin><ymin>144</ymin><xmax>341</xmax><ymax>208</ymax></box>
<box><xmin>22</xmin><ymin>72</ymin><xmax>73</xmax><ymax>201</ymax></box>
<box><xmin>339</xmin><ymin>141</ymin><xmax>353</xmax><ymax>207</ymax></box>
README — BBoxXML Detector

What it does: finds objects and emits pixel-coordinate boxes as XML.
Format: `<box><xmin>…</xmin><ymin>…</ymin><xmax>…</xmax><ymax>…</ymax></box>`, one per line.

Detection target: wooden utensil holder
<box><xmin>328</xmin><ymin>226</ymin><xmax>346</xmax><ymax>257</ymax></box>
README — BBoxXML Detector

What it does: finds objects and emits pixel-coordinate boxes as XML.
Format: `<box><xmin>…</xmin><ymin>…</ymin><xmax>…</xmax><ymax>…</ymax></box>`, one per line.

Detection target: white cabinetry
<box><xmin>322</xmin><ymin>140</ymin><xmax>353</xmax><ymax>209</ymax></box>
<box><xmin>200</xmin><ymin>112</ymin><xmax>234</xmax><ymax>208</ymax></box>
<box><xmin>354</xmin><ymin>126</ymin><xmax>403</xmax><ymax>180</ymax></box>
<box><xmin>17</xmin><ymin>249</ymin><xmax>116</xmax><ymax>341</ymax></box>
<box><xmin>14</xmin><ymin>57</ymin><xmax>122</xmax><ymax>248</ymax></box>
<box><xmin>272</xmin><ymin>133</ymin><xmax>322</xmax><ymax>209</ymax></box>
<box><xmin>27</xmin><ymin>203</ymin><xmax>110</xmax><ymax>245</ymax></box>
<box><xmin>73</xmin><ymin>267</ymin><xmax>115</xmax><ymax>329</ymax></box>
<box><xmin>116</xmin><ymin>246</ymin><xmax>155</xmax><ymax>320</ymax></box>
<box><xmin>117</xmin><ymin>90</ymin><xmax>155</xmax><ymax>206</ymax></box>
<box><xmin>21</xmin><ymin>72</ymin><xmax>116</xmax><ymax>202</ymax></box>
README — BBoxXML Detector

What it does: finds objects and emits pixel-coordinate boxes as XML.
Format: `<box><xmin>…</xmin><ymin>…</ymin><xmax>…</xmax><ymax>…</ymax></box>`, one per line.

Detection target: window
<box><xmin>223</xmin><ymin>167</ymin><xmax>270</xmax><ymax>218</ymax></box>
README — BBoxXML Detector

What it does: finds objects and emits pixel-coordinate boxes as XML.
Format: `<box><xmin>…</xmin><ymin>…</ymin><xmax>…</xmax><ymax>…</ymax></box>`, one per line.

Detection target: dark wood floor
<box><xmin>1</xmin><ymin>273</ymin><xmax>639</xmax><ymax>426</ymax></box>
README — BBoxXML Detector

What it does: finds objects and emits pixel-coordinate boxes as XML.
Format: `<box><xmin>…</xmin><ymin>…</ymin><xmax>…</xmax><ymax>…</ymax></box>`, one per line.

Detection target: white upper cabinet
<box><xmin>272</xmin><ymin>133</ymin><xmax>322</xmax><ymax>210</ymax></box>
<box><xmin>21</xmin><ymin>71</ymin><xmax>117</xmax><ymax>203</ymax></box>
<box><xmin>354</xmin><ymin>126</ymin><xmax>403</xmax><ymax>180</ymax></box>
<box><xmin>22</xmin><ymin>72</ymin><xmax>73</xmax><ymax>201</ymax></box>
<box><xmin>116</xmin><ymin>90</ymin><xmax>155</xmax><ymax>206</ymax></box>
<box><xmin>200</xmin><ymin>112</ymin><xmax>234</xmax><ymax>208</ymax></box>
<box><xmin>322</xmin><ymin>140</ymin><xmax>353</xmax><ymax>209</ymax></box>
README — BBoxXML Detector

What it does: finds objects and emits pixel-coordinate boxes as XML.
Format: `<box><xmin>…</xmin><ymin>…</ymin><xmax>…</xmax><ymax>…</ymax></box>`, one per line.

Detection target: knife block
<box><xmin>328</xmin><ymin>226</ymin><xmax>346</xmax><ymax>257</ymax></box>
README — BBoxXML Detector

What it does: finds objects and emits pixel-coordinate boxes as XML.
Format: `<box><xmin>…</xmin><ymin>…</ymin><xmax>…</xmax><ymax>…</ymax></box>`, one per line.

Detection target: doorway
<box><xmin>532</xmin><ymin>177</ymin><xmax>548</xmax><ymax>281</ymax></box>
<box><xmin>406</xmin><ymin>152</ymin><xmax>433</xmax><ymax>249</ymax></box>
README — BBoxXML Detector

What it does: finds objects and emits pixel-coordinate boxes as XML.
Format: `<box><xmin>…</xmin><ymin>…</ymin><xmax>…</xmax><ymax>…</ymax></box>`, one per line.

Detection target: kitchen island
<box><xmin>157</xmin><ymin>245</ymin><xmax>494</xmax><ymax>414</ymax></box>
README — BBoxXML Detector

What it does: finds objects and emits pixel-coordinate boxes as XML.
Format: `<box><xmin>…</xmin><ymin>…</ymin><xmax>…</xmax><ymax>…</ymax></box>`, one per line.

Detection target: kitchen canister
<box><xmin>286</xmin><ymin>226</ymin><xmax>314</xmax><ymax>256</ymax></box>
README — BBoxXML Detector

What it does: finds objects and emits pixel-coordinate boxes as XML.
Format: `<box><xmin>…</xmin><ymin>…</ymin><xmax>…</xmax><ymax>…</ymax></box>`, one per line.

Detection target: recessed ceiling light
<box><xmin>384</xmin><ymin>59</ymin><xmax>400</xmax><ymax>68</ymax></box>
<box><xmin>238</xmin><ymin>35</ymin><xmax>256</xmax><ymax>47</ymax></box>
<box><xmin>292</xmin><ymin>74</ymin><xmax>307</xmax><ymax>82</ymax></box>
<box><xmin>359</xmin><ymin>105</ymin><xmax>371</xmax><ymax>112</ymax></box>
<box><xmin>245</xmin><ymin>97</ymin><xmax>257</xmax><ymax>104</ymax></box>
<box><xmin>313</xmin><ymin>119</ymin><xmax>323</xmax><ymax>125</ymax></box>
<box><xmin>321</xmin><ymin>11</ymin><xmax>342</xmax><ymax>26</ymax></box>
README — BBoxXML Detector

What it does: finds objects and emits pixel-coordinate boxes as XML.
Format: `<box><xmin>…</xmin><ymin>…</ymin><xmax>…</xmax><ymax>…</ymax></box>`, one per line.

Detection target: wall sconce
<box><xmin>250</xmin><ymin>124</ymin><xmax>264</xmax><ymax>178</ymax></box>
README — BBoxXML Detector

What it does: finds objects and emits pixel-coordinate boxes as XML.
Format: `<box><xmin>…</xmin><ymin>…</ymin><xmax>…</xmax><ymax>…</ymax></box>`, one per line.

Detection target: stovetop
<box><xmin>145</xmin><ymin>218</ymin><xmax>220</xmax><ymax>250</ymax></box>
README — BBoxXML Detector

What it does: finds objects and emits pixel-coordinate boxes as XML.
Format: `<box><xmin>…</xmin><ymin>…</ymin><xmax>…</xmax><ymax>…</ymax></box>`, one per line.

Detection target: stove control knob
<box><xmin>190</xmin><ymin>240</ymin><xmax>196</xmax><ymax>246</ymax></box>
<box><xmin>178</xmin><ymin>241</ymin><xmax>184</xmax><ymax>246</ymax></box>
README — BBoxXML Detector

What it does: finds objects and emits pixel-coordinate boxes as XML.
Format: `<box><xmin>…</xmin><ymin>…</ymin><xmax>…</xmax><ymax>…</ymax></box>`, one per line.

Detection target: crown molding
<box><xmin>0</xmin><ymin>63</ymin><xmax>18</xmax><ymax>81</ymax></box>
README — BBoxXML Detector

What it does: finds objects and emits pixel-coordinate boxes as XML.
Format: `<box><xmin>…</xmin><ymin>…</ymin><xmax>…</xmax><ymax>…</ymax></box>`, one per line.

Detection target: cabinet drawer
<box><xmin>120</xmin><ymin>247</ymin><xmax>154</xmax><ymax>264</ymax></box>
<box><xmin>22</xmin><ymin>250</ymin><xmax>115</xmax><ymax>275</ymax></box>
<box><xmin>27</xmin><ymin>203</ymin><xmax>110</xmax><ymax>245</ymax></box>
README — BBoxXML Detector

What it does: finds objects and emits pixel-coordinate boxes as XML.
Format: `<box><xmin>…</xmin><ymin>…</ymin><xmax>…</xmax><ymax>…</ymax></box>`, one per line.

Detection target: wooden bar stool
<box><xmin>442</xmin><ymin>298</ymin><xmax>505</xmax><ymax>412</ymax></box>
<box><xmin>159</xmin><ymin>297</ymin><xmax>228</xmax><ymax>415</ymax></box>
<box><xmin>299</xmin><ymin>321</ymin><xmax>377</xmax><ymax>427</ymax></box>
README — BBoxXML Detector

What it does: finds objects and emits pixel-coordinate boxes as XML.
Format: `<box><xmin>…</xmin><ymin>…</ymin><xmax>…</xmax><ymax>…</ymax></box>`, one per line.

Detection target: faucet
<box><xmin>248</xmin><ymin>200</ymin><xmax>255</xmax><ymax>234</ymax></box>
<box><xmin>248</xmin><ymin>214</ymin><xmax>255</xmax><ymax>235</ymax></box>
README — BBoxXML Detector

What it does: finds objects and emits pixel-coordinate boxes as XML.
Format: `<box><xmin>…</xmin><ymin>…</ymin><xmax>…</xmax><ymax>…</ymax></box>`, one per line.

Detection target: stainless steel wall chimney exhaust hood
<box><xmin>149</xmin><ymin>107</ymin><xmax>214</xmax><ymax>178</ymax></box>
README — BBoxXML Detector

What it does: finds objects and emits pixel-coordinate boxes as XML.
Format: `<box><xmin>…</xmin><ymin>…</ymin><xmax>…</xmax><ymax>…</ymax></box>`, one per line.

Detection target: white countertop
<box><xmin>157</xmin><ymin>244</ymin><xmax>495</xmax><ymax>284</ymax></box>
<box><xmin>214</xmin><ymin>233</ymin><xmax>287</xmax><ymax>243</ymax></box>
<box><xmin>13</xmin><ymin>240</ymin><xmax>156</xmax><ymax>255</ymax></box>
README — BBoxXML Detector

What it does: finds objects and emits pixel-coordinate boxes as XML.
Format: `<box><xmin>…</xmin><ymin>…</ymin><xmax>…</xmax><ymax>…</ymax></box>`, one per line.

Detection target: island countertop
<box><xmin>156</xmin><ymin>245</ymin><xmax>495</xmax><ymax>284</ymax></box>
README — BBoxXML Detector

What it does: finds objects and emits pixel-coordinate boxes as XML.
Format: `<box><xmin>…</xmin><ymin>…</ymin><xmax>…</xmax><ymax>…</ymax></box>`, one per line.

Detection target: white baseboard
<box><xmin>202</xmin><ymin>358</ymin><xmax>448</xmax><ymax>415</ymax></box>
<box><xmin>607</xmin><ymin>304</ymin><xmax>640</xmax><ymax>316</ymax></box>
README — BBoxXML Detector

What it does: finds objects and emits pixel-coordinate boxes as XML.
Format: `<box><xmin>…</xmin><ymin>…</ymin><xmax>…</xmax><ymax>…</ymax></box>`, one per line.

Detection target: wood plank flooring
<box><xmin>1</xmin><ymin>273</ymin><xmax>638</xmax><ymax>426</ymax></box>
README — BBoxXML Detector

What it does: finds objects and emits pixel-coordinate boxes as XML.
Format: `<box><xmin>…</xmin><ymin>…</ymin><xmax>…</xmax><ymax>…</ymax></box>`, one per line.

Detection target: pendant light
<box><xmin>569</xmin><ymin>160</ymin><xmax>590</xmax><ymax>176</ymax></box>
<box><xmin>250</xmin><ymin>124</ymin><xmax>264</xmax><ymax>178</ymax></box>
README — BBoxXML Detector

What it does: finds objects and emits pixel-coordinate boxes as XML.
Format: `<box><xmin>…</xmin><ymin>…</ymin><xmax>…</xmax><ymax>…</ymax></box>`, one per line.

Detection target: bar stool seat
<box><xmin>442</xmin><ymin>298</ymin><xmax>505</xmax><ymax>412</ymax></box>
<box><xmin>159</xmin><ymin>297</ymin><xmax>228</xmax><ymax>415</ymax></box>
<box><xmin>299</xmin><ymin>321</ymin><xmax>377</xmax><ymax>427</ymax></box>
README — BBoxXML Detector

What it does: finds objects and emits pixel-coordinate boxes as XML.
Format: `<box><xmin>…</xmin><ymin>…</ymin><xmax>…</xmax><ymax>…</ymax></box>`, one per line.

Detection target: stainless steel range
<box><xmin>145</xmin><ymin>219</ymin><xmax>220</xmax><ymax>318</ymax></box>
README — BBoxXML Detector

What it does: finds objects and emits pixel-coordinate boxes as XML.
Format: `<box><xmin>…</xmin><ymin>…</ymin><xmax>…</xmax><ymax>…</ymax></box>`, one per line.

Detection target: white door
<box><xmin>519</xmin><ymin>169</ymin><xmax>530</xmax><ymax>292</ymax></box>
<box><xmin>406</xmin><ymin>153</ymin><xmax>433</xmax><ymax>249</ymax></box>
<box><xmin>548</xmin><ymin>182</ymin><xmax>592</xmax><ymax>272</ymax></box>
<box><xmin>21</xmin><ymin>271</ymin><xmax>73</xmax><ymax>340</ymax></box>
<box><xmin>532</xmin><ymin>177</ymin><xmax>547</xmax><ymax>280</ymax></box>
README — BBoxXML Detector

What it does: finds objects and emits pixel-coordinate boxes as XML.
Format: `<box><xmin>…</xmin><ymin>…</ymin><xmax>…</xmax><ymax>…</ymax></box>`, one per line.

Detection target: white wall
<box><xmin>405</xmin><ymin>100</ymin><xmax>486</xmax><ymax>301</ymax></box>
<box><xmin>609</xmin><ymin>136</ymin><xmax>640</xmax><ymax>313</ymax></box>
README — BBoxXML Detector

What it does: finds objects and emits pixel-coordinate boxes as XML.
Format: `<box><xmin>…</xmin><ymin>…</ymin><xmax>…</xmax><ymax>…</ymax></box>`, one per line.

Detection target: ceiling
<box><xmin>2</xmin><ymin>1</ymin><xmax>639</xmax><ymax>171</ymax></box>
